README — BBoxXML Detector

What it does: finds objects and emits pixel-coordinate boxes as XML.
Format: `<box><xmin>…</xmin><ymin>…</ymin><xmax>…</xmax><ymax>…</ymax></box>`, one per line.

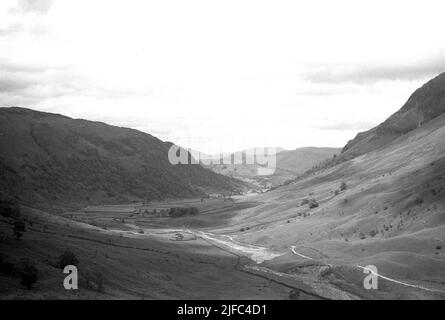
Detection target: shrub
<box><xmin>169</xmin><ymin>207</ymin><xmax>199</xmax><ymax>217</ymax></box>
<box><xmin>340</xmin><ymin>182</ymin><xmax>347</xmax><ymax>191</ymax></box>
<box><xmin>359</xmin><ymin>232</ymin><xmax>366</xmax><ymax>240</ymax></box>
<box><xmin>308</xmin><ymin>199</ymin><xmax>319</xmax><ymax>209</ymax></box>
<box><xmin>13</xmin><ymin>221</ymin><xmax>26</xmax><ymax>240</ymax></box>
<box><xmin>288</xmin><ymin>289</ymin><xmax>301</xmax><ymax>300</ymax></box>
<box><xmin>84</xmin><ymin>271</ymin><xmax>105</xmax><ymax>293</ymax></box>
<box><xmin>369</xmin><ymin>230</ymin><xmax>378</xmax><ymax>238</ymax></box>
<box><xmin>334</xmin><ymin>190</ymin><xmax>340</xmax><ymax>196</ymax></box>
<box><xmin>301</xmin><ymin>198</ymin><xmax>310</xmax><ymax>205</ymax></box>
<box><xmin>0</xmin><ymin>200</ymin><xmax>20</xmax><ymax>218</ymax></box>
<box><xmin>58</xmin><ymin>249</ymin><xmax>79</xmax><ymax>269</ymax></box>
<box><xmin>0</xmin><ymin>254</ymin><xmax>15</xmax><ymax>275</ymax></box>
<box><xmin>19</xmin><ymin>259</ymin><xmax>38</xmax><ymax>290</ymax></box>
<box><xmin>436</xmin><ymin>245</ymin><xmax>442</xmax><ymax>250</ymax></box>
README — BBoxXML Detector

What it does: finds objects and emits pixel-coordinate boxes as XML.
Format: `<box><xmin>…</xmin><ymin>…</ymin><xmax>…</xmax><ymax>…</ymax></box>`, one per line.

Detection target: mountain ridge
<box><xmin>342</xmin><ymin>72</ymin><xmax>445</xmax><ymax>156</ymax></box>
<box><xmin>0</xmin><ymin>107</ymin><xmax>244</xmax><ymax>210</ymax></box>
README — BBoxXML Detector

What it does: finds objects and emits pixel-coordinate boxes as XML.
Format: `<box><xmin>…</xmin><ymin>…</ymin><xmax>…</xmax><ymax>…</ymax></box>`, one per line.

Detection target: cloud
<box><xmin>0</xmin><ymin>59</ymin><xmax>76</xmax><ymax>106</ymax></box>
<box><xmin>0</xmin><ymin>75</ymin><xmax>34</xmax><ymax>93</ymax></box>
<box><xmin>304</xmin><ymin>57</ymin><xmax>445</xmax><ymax>84</ymax></box>
<box><xmin>10</xmin><ymin>0</ymin><xmax>55</xmax><ymax>15</ymax></box>
<box><xmin>0</xmin><ymin>58</ymin><xmax>153</xmax><ymax>109</ymax></box>
<box><xmin>0</xmin><ymin>59</ymin><xmax>58</xmax><ymax>73</ymax></box>
<box><xmin>0</xmin><ymin>23</ymin><xmax>24</xmax><ymax>37</ymax></box>
<box><xmin>312</xmin><ymin>120</ymin><xmax>377</xmax><ymax>131</ymax></box>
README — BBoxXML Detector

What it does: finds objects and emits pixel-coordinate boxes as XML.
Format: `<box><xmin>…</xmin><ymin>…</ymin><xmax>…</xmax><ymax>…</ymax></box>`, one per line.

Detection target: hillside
<box><xmin>343</xmin><ymin>72</ymin><xmax>445</xmax><ymax>156</ymax></box>
<box><xmin>0</xmin><ymin>107</ymin><xmax>244</xmax><ymax>210</ymax></box>
<box><xmin>218</xmin><ymin>74</ymin><xmax>445</xmax><ymax>298</ymax></box>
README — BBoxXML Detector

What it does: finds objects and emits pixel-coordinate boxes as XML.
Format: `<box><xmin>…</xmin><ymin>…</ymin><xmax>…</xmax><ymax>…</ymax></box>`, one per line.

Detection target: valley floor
<box><xmin>2</xmin><ymin>191</ymin><xmax>445</xmax><ymax>299</ymax></box>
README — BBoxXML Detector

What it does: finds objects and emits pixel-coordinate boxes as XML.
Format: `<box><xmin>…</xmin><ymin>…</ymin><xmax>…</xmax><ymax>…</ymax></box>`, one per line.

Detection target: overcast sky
<box><xmin>1</xmin><ymin>0</ymin><xmax>444</xmax><ymax>154</ymax></box>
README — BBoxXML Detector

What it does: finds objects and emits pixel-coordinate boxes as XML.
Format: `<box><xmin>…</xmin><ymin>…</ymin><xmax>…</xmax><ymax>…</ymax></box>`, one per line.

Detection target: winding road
<box><xmin>290</xmin><ymin>245</ymin><xmax>445</xmax><ymax>294</ymax></box>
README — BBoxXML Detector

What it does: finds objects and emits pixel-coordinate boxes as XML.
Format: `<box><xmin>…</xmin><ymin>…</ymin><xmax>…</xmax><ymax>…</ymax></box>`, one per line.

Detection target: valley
<box><xmin>1</xmin><ymin>73</ymin><xmax>445</xmax><ymax>300</ymax></box>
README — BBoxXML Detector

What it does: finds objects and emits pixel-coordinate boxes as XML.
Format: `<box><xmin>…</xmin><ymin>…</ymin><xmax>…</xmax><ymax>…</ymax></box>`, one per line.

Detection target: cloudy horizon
<box><xmin>1</xmin><ymin>0</ymin><xmax>444</xmax><ymax>154</ymax></box>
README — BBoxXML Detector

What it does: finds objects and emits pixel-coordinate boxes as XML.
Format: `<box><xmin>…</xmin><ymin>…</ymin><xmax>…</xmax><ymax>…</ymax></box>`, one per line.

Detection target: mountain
<box><xmin>230</xmin><ymin>72</ymin><xmax>445</xmax><ymax>298</ymax></box>
<box><xmin>0</xmin><ymin>107</ymin><xmax>244</xmax><ymax>210</ymax></box>
<box><xmin>204</xmin><ymin>146</ymin><xmax>340</xmax><ymax>188</ymax></box>
<box><xmin>343</xmin><ymin>72</ymin><xmax>445</xmax><ymax>157</ymax></box>
<box><xmin>275</xmin><ymin>147</ymin><xmax>341</xmax><ymax>173</ymax></box>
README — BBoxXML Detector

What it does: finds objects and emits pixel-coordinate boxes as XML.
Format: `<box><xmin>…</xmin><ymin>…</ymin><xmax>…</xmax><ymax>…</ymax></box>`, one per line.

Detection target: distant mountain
<box><xmin>343</xmin><ymin>72</ymin><xmax>445</xmax><ymax>157</ymax></box>
<box><xmin>0</xmin><ymin>107</ymin><xmax>244</xmax><ymax>210</ymax></box>
<box><xmin>275</xmin><ymin>147</ymin><xmax>341</xmax><ymax>173</ymax></box>
<box><xmin>204</xmin><ymin>146</ymin><xmax>340</xmax><ymax>187</ymax></box>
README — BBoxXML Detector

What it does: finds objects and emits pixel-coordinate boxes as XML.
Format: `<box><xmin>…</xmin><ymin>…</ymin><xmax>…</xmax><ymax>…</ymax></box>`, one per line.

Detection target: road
<box><xmin>290</xmin><ymin>245</ymin><xmax>445</xmax><ymax>294</ymax></box>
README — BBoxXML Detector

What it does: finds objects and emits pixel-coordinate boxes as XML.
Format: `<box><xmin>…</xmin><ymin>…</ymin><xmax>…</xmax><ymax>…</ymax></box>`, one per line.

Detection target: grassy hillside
<box><xmin>0</xmin><ymin>107</ymin><xmax>244</xmax><ymax>211</ymax></box>
<box><xmin>223</xmin><ymin>108</ymin><xmax>445</xmax><ymax>299</ymax></box>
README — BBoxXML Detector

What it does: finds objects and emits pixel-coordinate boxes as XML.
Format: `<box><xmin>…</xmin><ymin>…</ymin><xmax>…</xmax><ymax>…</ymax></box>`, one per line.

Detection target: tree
<box><xmin>340</xmin><ymin>182</ymin><xmax>347</xmax><ymax>191</ymax></box>
<box><xmin>13</xmin><ymin>221</ymin><xmax>26</xmax><ymax>240</ymax></box>
<box><xmin>0</xmin><ymin>200</ymin><xmax>20</xmax><ymax>218</ymax></box>
<box><xmin>20</xmin><ymin>259</ymin><xmax>38</xmax><ymax>290</ymax></box>
<box><xmin>289</xmin><ymin>289</ymin><xmax>301</xmax><ymax>300</ymax></box>
<box><xmin>58</xmin><ymin>249</ymin><xmax>79</xmax><ymax>269</ymax></box>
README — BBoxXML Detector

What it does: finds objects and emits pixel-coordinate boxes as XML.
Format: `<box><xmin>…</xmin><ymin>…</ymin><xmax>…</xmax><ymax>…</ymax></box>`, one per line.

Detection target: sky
<box><xmin>1</xmin><ymin>0</ymin><xmax>444</xmax><ymax>154</ymax></box>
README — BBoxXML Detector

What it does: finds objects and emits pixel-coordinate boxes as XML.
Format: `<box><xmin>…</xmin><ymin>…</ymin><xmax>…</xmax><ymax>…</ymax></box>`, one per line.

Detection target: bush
<box><xmin>169</xmin><ymin>207</ymin><xmax>200</xmax><ymax>218</ymax></box>
<box><xmin>340</xmin><ymin>182</ymin><xmax>347</xmax><ymax>191</ymax></box>
<box><xmin>13</xmin><ymin>220</ymin><xmax>26</xmax><ymax>240</ymax></box>
<box><xmin>58</xmin><ymin>249</ymin><xmax>79</xmax><ymax>269</ymax></box>
<box><xmin>359</xmin><ymin>233</ymin><xmax>366</xmax><ymax>240</ymax></box>
<box><xmin>308</xmin><ymin>199</ymin><xmax>319</xmax><ymax>209</ymax></box>
<box><xmin>84</xmin><ymin>271</ymin><xmax>105</xmax><ymax>293</ymax></box>
<box><xmin>334</xmin><ymin>190</ymin><xmax>340</xmax><ymax>196</ymax></box>
<box><xmin>19</xmin><ymin>259</ymin><xmax>38</xmax><ymax>290</ymax></box>
<box><xmin>0</xmin><ymin>200</ymin><xmax>20</xmax><ymax>218</ymax></box>
<box><xmin>0</xmin><ymin>254</ymin><xmax>15</xmax><ymax>275</ymax></box>
<box><xmin>288</xmin><ymin>289</ymin><xmax>301</xmax><ymax>300</ymax></box>
<box><xmin>301</xmin><ymin>198</ymin><xmax>310</xmax><ymax>205</ymax></box>
<box><xmin>369</xmin><ymin>230</ymin><xmax>378</xmax><ymax>238</ymax></box>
